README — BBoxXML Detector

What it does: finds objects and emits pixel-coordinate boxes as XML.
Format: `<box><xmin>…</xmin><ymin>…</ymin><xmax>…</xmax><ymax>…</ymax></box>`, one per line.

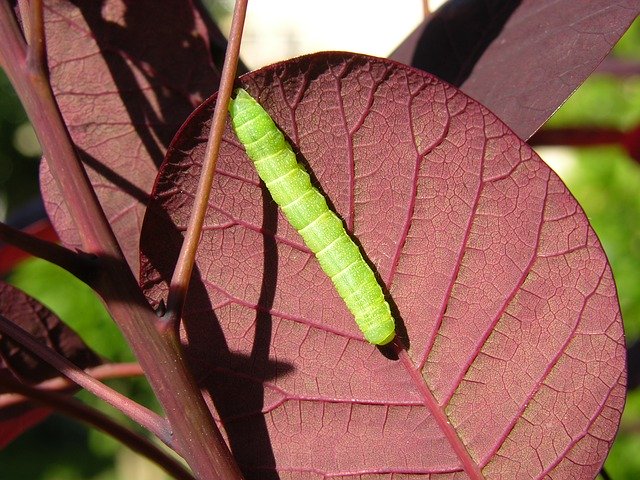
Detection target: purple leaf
<box><xmin>38</xmin><ymin>0</ymin><xmax>222</xmax><ymax>273</ymax></box>
<box><xmin>0</xmin><ymin>281</ymin><xmax>101</xmax><ymax>448</ymax></box>
<box><xmin>140</xmin><ymin>53</ymin><xmax>626</xmax><ymax>478</ymax></box>
<box><xmin>390</xmin><ymin>0</ymin><xmax>640</xmax><ymax>139</ymax></box>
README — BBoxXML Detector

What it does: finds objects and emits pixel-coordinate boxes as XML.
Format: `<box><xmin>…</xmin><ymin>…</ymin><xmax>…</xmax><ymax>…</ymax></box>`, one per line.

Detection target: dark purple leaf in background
<box><xmin>390</xmin><ymin>0</ymin><xmax>640</xmax><ymax>140</ymax></box>
<box><xmin>140</xmin><ymin>53</ymin><xmax>626</xmax><ymax>478</ymax></box>
<box><xmin>0</xmin><ymin>281</ymin><xmax>101</xmax><ymax>448</ymax></box>
<box><xmin>38</xmin><ymin>0</ymin><xmax>222</xmax><ymax>273</ymax></box>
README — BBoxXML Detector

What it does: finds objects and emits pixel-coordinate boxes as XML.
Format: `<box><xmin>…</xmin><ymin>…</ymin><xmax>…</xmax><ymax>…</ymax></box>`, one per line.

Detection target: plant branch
<box><xmin>0</xmin><ymin>374</ymin><xmax>195</xmax><ymax>480</ymax></box>
<box><xmin>164</xmin><ymin>0</ymin><xmax>248</xmax><ymax>330</ymax></box>
<box><xmin>529</xmin><ymin>125</ymin><xmax>640</xmax><ymax>164</ymax></box>
<box><xmin>0</xmin><ymin>362</ymin><xmax>143</xmax><ymax>409</ymax></box>
<box><xmin>423</xmin><ymin>0</ymin><xmax>431</xmax><ymax>16</ymax></box>
<box><xmin>0</xmin><ymin>1</ymin><xmax>120</xmax><ymax>259</ymax></box>
<box><xmin>0</xmin><ymin>2</ymin><xmax>27</xmax><ymax>66</ymax></box>
<box><xmin>26</xmin><ymin>0</ymin><xmax>46</xmax><ymax>76</ymax></box>
<box><xmin>0</xmin><ymin>221</ymin><xmax>98</xmax><ymax>284</ymax></box>
<box><xmin>0</xmin><ymin>313</ymin><xmax>171</xmax><ymax>445</ymax></box>
<box><xmin>1</xmin><ymin>4</ymin><xmax>244</xmax><ymax>478</ymax></box>
<box><xmin>529</xmin><ymin>127</ymin><xmax>624</xmax><ymax>147</ymax></box>
<box><xmin>597</xmin><ymin>57</ymin><xmax>640</xmax><ymax>77</ymax></box>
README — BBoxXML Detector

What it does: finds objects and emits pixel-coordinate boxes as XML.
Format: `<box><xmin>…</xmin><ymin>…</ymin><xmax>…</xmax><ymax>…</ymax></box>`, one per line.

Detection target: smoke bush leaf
<box><xmin>140</xmin><ymin>52</ymin><xmax>626</xmax><ymax>479</ymax></box>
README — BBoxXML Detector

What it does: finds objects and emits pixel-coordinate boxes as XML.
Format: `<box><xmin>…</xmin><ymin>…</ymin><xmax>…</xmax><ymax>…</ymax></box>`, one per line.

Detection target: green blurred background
<box><xmin>0</xmin><ymin>9</ymin><xmax>639</xmax><ymax>480</ymax></box>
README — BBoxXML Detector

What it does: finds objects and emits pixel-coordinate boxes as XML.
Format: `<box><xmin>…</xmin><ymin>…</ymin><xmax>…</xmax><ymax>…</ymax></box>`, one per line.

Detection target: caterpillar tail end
<box><xmin>371</xmin><ymin>329</ymin><xmax>396</xmax><ymax>346</ymax></box>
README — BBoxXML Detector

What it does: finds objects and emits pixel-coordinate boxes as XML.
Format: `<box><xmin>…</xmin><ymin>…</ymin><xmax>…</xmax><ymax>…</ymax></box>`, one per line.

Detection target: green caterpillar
<box><xmin>228</xmin><ymin>88</ymin><xmax>395</xmax><ymax>345</ymax></box>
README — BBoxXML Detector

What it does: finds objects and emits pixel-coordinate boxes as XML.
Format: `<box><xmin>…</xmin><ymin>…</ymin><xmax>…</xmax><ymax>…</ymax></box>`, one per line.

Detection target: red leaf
<box><xmin>0</xmin><ymin>407</ymin><xmax>51</xmax><ymax>450</ymax></box>
<box><xmin>390</xmin><ymin>0</ymin><xmax>640</xmax><ymax>139</ymax></box>
<box><xmin>38</xmin><ymin>0</ymin><xmax>222</xmax><ymax>274</ymax></box>
<box><xmin>140</xmin><ymin>53</ymin><xmax>626</xmax><ymax>478</ymax></box>
<box><xmin>0</xmin><ymin>282</ymin><xmax>101</xmax><ymax>448</ymax></box>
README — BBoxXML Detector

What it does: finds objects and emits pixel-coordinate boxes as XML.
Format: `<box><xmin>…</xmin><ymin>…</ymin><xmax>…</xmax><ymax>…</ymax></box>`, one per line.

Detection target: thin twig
<box><xmin>0</xmin><ymin>375</ymin><xmax>195</xmax><ymax>480</ymax></box>
<box><xmin>26</xmin><ymin>0</ymin><xmax>46</xmax><ymax>76</ymax></box>
<box><xmin>0</xmin><ymin>2</ymin><xmax>27</xmax><ymax>67</ymax></box>
<box><xmin>598</xmin><ymin>57</ymin><xmax>640</xmax><ymax>77</ymax></box>
<box><xmin>529</xmin><ymin>127</ymin><xmax>624</xmax><ymax>147</ymax></box>
<box><xmin>0</xmin><ymin>314</ymin><xmax>171</xmax><ymax>446</ymax></box>
<box><xmin>0</xmin><ymin>4</ymin><xmax>245</xmax><ymax>477</ymax></box>
<box><xmin>0</xmin><ymin>221</ymin><xmax>98</xmax><ymax>284</ymax></box>
<box><xmin>0</xmin><ymin>362</ymin><xmax>144</xmax><ymax>409</ymax></box>
<box><xmin>423</xmin><ymin>0</ymin><xmax>431</xmax><ymax>17</ymax></box>
<box><xmin>0</xmin><ymin>1</ymin><xmax>124</xmax><ymax>264</ymax></box>
<box><xmin>164</xmin><ymin>0</ymin><xmax>249</xmax><ymax>330</ymax></box>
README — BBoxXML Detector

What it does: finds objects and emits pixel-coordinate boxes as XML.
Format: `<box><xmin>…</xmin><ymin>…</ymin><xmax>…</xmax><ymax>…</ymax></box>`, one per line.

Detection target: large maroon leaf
<box><xmin>38</xmin><ymin>0</ymin><xmax>222</xmax><ymax>273</ymax></box>
<box><xmin>0</xmin><ymin>281</ymin><xmax>101</xmax><ymax>448</ymax></box>
<box><xmin>390</xmin><ymin>0</ymin><xmax>640</xmax><ymax>140</ymax></box>
<box><xmin>140</xmin><ymin>53</ymin><xmax>626</xmax><ymax>478</ymax></box>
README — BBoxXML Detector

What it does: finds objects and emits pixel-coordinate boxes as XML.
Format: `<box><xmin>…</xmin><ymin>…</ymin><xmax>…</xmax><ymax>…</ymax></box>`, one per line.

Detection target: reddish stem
<box><xmin>0</xmin><ymin>221</ymin><xmax>97</xmax><ymax>284</ymax></box>
<box><xmin>0</xmin><ymin>374</ymin><xmax>195</xmax><ymax>480</ymax></box>
<box><xmin>529</xmin><ymin>127</ymin><xmax>624</xmax><ymax>147</ymax></box>
<box><xmin>0</xmin><ymin>313</ymin><xmax>170</xmax><ymax>445</ymax></box>
<box><xmin>0</xmin><ymin>362</ymin><xmax>144</xmax><ymax>409</ymax></box>
<box><xmin>529</xmin><ymin>125</ymin><xmax>640</xmax><ymax>163</ymax></box>
<box><xmin>0</xmin><ymin>4</ymin><xmax>244</xmax><ymax>478</ymax></box>
<box><xmin>0</xmin><ymin>219</ymin><xmax>58</xmax><ymax>275</ymax></box>
<box><xmin>165</xmin><ymin>0</ymin><xmax>249</xmax><ymax>330</ymax></box>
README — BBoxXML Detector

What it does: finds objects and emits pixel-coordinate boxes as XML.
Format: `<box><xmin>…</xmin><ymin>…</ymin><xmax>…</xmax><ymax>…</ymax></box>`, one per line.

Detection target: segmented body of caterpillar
<box><xmin>228</xmin><ymin>88</ymin><xmax>396</xmax><ymax>345</ymax></box>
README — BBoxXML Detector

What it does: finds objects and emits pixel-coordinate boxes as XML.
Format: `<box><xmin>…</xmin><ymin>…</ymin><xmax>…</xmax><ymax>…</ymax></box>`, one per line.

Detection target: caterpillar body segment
<box><xmin>228</xmin><ymin>88</ymin><xmax>395</xmax><ymax>345</ymax></box>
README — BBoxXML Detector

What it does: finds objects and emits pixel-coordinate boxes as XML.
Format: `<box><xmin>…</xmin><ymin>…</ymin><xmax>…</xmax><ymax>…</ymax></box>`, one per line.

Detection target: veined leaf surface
<box><xmin>140</xmin><ymin>52</ymin><xmax>626</xmax><ymax>479</ymax></box>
